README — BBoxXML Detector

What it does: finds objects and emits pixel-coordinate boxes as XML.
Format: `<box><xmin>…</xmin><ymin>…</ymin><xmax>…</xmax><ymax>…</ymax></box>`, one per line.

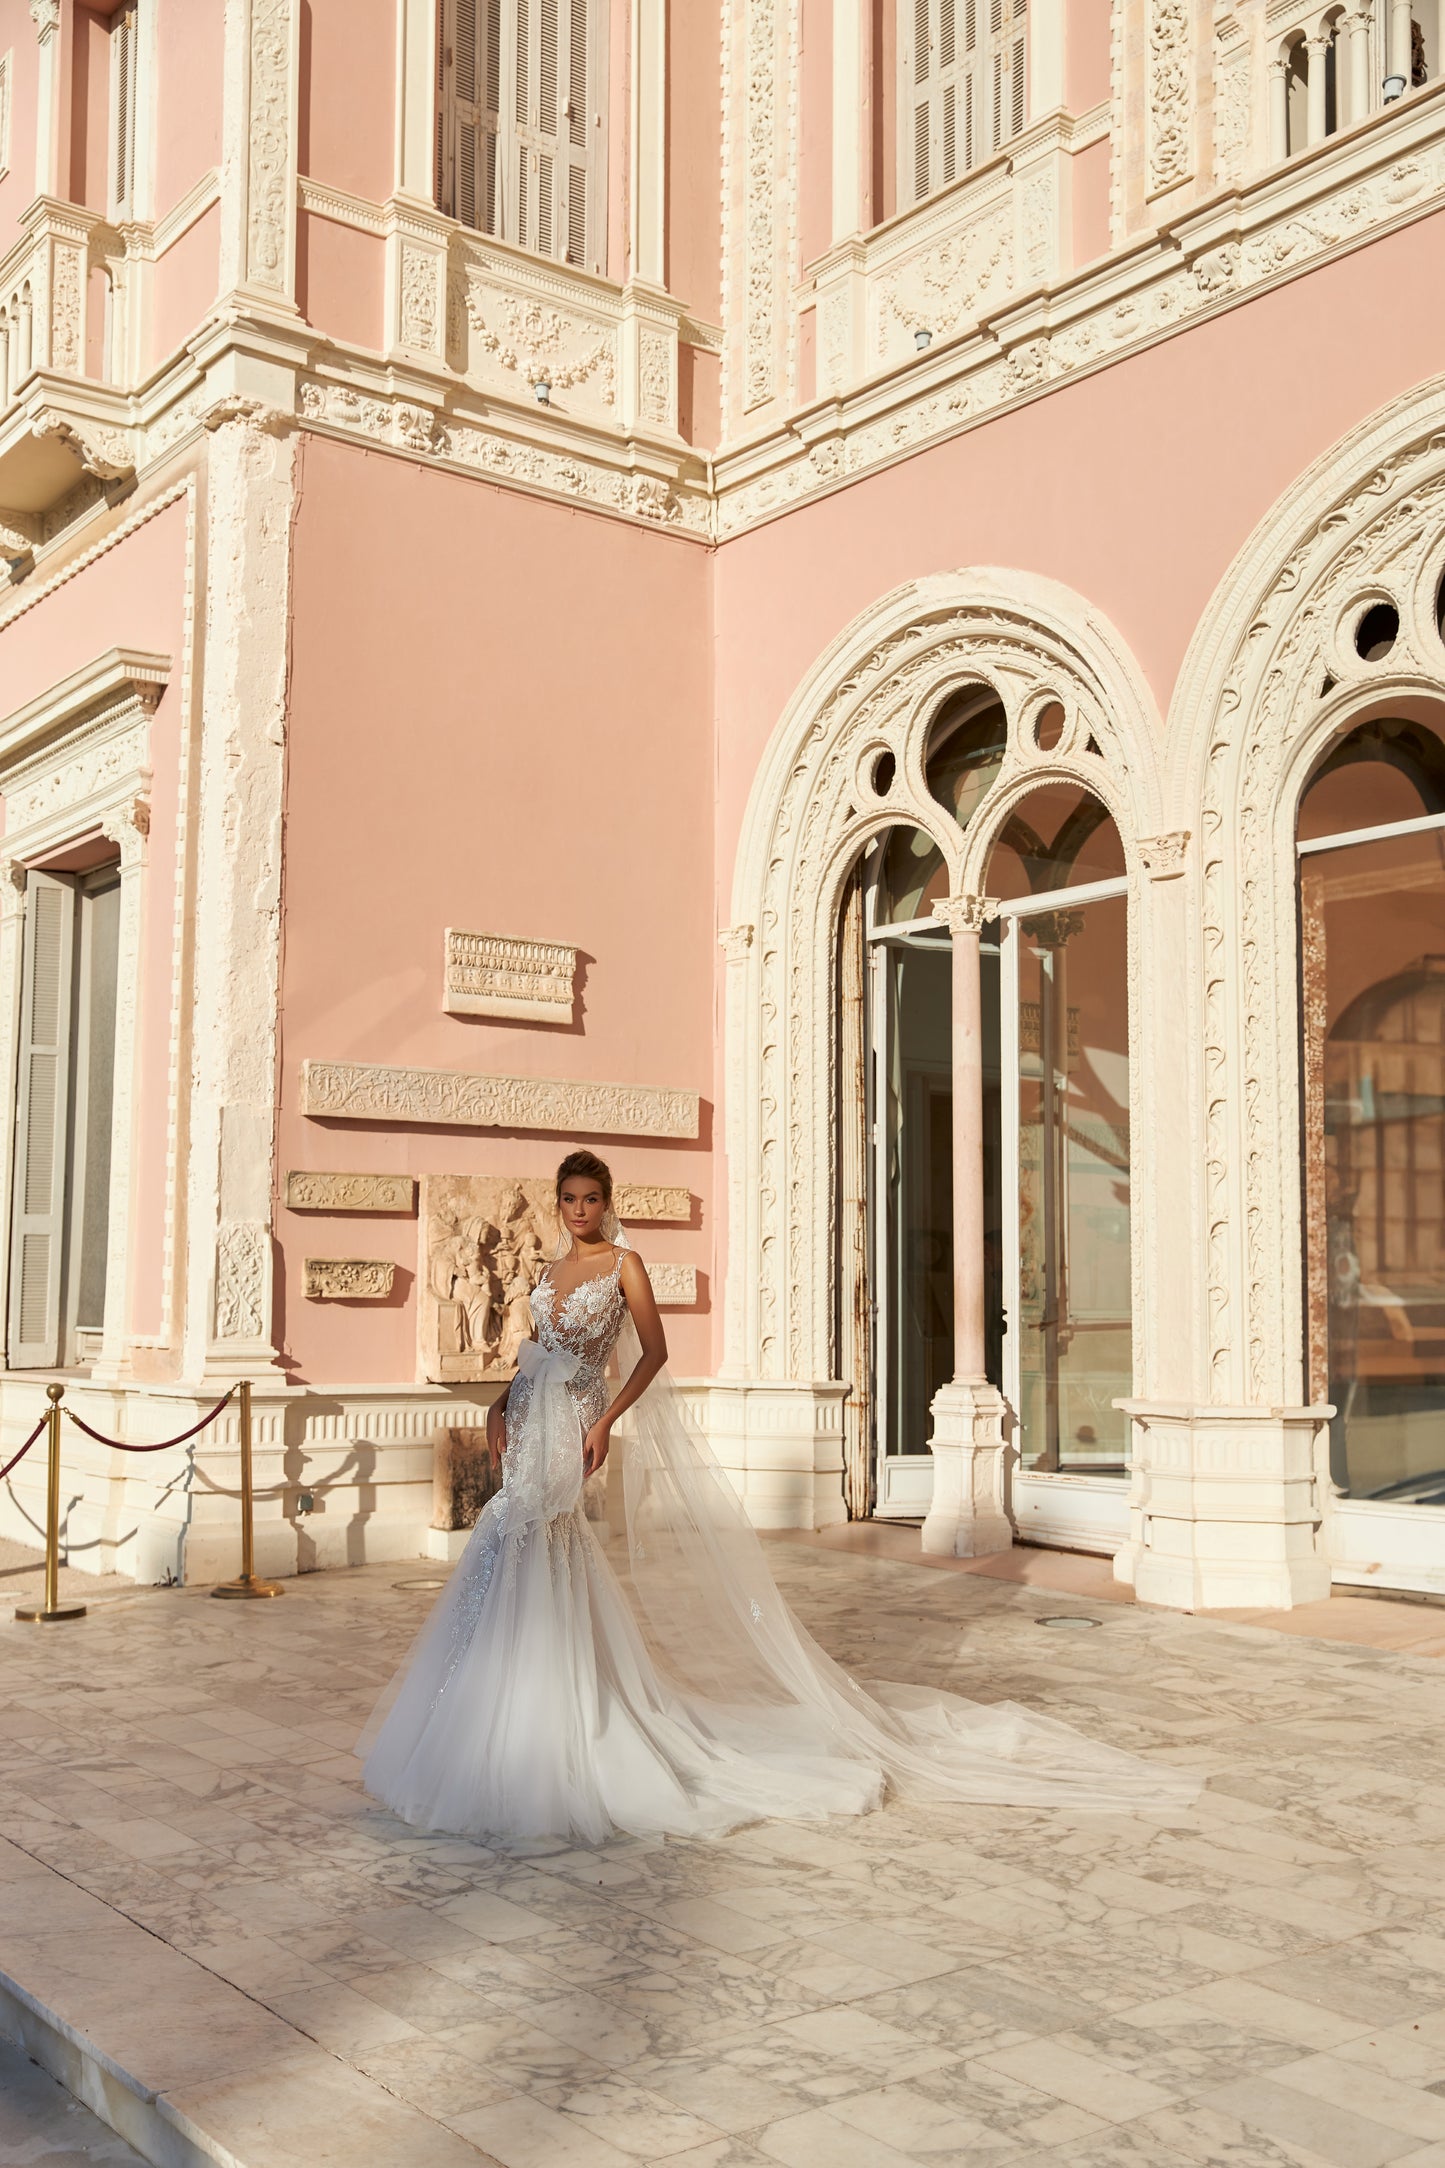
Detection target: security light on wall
<box><xmin>1382</xmin><ymin>72</ymin><xmax>1408</xmax><ymax>100</ymax></box>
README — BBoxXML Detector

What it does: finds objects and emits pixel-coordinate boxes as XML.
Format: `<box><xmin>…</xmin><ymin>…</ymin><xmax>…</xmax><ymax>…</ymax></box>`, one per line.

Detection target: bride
<box><xmin>363</xmin><ymin>1151</ymin><xmax>1197</xmax><ymax>1844</ymax></box>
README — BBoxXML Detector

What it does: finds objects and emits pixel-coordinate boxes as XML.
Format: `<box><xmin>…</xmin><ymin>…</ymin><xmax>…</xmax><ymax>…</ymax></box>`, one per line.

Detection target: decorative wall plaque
<box><xmin>286</xmin><ymin>1171</ymin><xmax>416</xmax><ymax>1213</ymax></box>
<box><xmin>303</xmin><ymin>1258</ymin><xmax>396</xmax><ymax>1300</ymax></box>
<box><xmin>444</xmin><ymin>929</ymin><xmax>578</xmax><ymax>1022</ymax></box>
<box><xmin>645</xmin><ymin>1263</ymin><xmax>697</xmax><ymax>1307</ymax></box>
<box><xmin>614</xmin><ymin>1183</ymin><xmax>690</xmax><ymax>1222</ymax></box>
<box><xmin>302</xmin><ymin>1059</ymin><xmax>699</xmax><ymax>1139</ymax></box>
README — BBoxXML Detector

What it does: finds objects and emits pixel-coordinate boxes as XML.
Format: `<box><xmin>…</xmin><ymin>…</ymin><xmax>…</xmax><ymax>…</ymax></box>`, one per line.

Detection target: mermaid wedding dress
<box><xmin>363</xmin><ymin>1242</ymin><xmax>1197</xmax><ymax>1843</ymax></box>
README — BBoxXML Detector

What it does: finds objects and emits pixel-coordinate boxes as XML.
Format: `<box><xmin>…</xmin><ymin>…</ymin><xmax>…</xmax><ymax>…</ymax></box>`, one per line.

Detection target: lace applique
<box><xmin>428</xmin><ymin>1496</ymin><xmax>509</xmax><ymax>1713</ymax></box>
<box><xmin>749</xmin><ymin>1599</ymin><xmax>763</xmax><ymax>1625</ymax></box>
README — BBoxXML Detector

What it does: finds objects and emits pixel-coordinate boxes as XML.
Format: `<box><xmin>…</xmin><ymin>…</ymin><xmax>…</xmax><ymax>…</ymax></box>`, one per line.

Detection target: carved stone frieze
<box><xmin>613</xmin><ymin>1183</ymin><xmax>690</xmax><ymax>1222</ymax></box>
<box><xmin>400</xmin><ymin>243</ymin><xmax>441</xmax><ymax>354</ymax></box>
<box><xmin>420</xmin><ymin>1175</ymin><xmax>557</xmax><ymax>1380</ymax></box>
<box><xmin>444</xmin><ymin>929</ymin><xmax>577</xmax><ymax>1022</ymax></box>
<box><xmin>1147</xmin><ymin>0</ymin><xmax>1194</xmax><ymax>196</ymax></box>
<box><xmin>874</xmin><ymin>206</ymin><xmax>1014</xmax><ymax>367</ymax></box>
<box><xmin>304</xmin><ymin>1257</ymin><xmax>397</xmax><ymax>1300</ymax></box>
<box><xmin>743</xmin><ymin>0</ymin><xmax>780</xmax><ymax>411</ymax></box>
<box><xmin>302</xmin><ymin>1058</ymin><xmax>700</xmax><ymax>1138</ymax></box>
<box><xmin>4</xmin><ymin>718</ymin><xmax>149</xmax><ymax>830</ymax></box>
<box><xmin>285</xmin><ymin>1171</ymin><xmax>417</xmax><ymax>1213</ymax></box>
<box><xmin>645</xmin><ymin>1262</ymin><xmax>698</xmax><ymax>1307</ymax></box>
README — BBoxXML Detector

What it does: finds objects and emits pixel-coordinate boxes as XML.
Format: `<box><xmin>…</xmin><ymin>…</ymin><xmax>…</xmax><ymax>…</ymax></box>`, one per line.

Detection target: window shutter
<box><xmin>442</xmin><ymin>0</ymin><xmax>596</xmax><ymax>267</ymax></box>
<box><xmin>8</xmin><ymin>873</ymin><xmax>76</xmax><ymax>1369</ymax></box>
<box><xmin>906</xmin><ymin>0</ymin><xmax>1019</xmax><ymax>205</ymax></box>
<box><xmin>112</xmin><ymin>5</ymin><xmax>139</xmax><ymax>216</ymax></box>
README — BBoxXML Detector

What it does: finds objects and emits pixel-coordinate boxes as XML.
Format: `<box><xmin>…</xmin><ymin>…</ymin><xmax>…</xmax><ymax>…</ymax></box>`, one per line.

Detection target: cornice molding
<box><xmin>0</xmin><ymin>647</ymin><xmax>171</xmax><ymax>768</ymax></box>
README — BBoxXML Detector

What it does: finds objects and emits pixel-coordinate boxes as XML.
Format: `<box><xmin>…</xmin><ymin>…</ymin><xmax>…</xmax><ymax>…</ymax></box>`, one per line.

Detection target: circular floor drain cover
<box><xmin>392</xmin><ymin>1577</ymin><xmax>446</xmax><ymax>1591</ymax></box>
<box><xmin>1035</xmin><ymin>1614</ymin><xmax>1102</xmax><ymax>1629</ymax></box>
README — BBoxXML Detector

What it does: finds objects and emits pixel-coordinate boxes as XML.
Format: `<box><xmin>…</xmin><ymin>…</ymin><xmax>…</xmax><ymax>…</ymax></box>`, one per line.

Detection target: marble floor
<box><xmin>3</xmin><ymin>1542</ymin><xmax>1445</xmax><ymax>2167</ymax></box>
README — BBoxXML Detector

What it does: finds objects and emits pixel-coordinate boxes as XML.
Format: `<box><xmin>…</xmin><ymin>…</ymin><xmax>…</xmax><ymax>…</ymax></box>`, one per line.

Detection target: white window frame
<box><xmin>437</xmin><ymin>0</ymin><xmax>609</xmax><ymax>276</ymax></box>
<box><xmin>899</xmin><ymin>0</ymin><xmax>1028</xmax><ymax>209</ymax></box>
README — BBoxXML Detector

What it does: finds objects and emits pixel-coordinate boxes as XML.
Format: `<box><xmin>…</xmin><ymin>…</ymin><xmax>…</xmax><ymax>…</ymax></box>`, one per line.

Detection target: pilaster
<box><xmin>92</xmin><ymin>797</ymin><xmax>151</xmax><ymax>1384</ymax></box>
<box><xmin>219</xmin><ymin>0</ymin><xmax>302</xmax><ymax>315</ymax></box>
<box><xmin>185</xmin><ymin>402</ymin><xmax>295</xmax><ymax>1382</ymax></box>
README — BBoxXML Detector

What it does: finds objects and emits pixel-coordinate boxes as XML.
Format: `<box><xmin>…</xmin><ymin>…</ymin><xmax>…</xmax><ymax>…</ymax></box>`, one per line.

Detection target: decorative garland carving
<box><xmin>614</xmin><ymin>1183</ymin><xmax>690</xmax><ymax>1222</ymax></box>
<box><xmin>304</xmin><ymin>1258</ymin><xmax>396</xmax><ymax>1300</ymax></box>
<box><xmin>743</xmin><ymin>0</ymin><xmax>779</xmax><ymax>411</ymax></box>
<box><xmin>301</xmin><ymin>1058</ymin><xmax>700</xmax><ymax>1139</ymax></box>
<box><xmin>464</xmin><ymin>280</ymin><xmax>617</xmax><ymax>401</ymax></box>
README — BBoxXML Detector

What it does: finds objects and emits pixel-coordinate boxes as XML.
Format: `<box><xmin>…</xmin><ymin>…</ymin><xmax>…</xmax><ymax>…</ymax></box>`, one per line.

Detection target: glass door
<box><xmin>1002</xmin><ymin>884</ymin><xmax>1132</xmax><ymax>1475</ymax></box>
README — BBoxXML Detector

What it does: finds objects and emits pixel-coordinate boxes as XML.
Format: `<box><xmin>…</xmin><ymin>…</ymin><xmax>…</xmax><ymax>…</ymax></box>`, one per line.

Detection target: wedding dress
<box><xmin>362</xmin><ymin>1240</ymin><xmax>1198</xmax><ymax>1844</ymax></box>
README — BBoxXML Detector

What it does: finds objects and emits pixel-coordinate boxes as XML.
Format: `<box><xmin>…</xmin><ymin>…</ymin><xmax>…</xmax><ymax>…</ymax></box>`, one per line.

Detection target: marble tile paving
<box><xmin>3</xmin><ymin>1540</ymin><xmax>1445</xmax><ymax>2166</ymax></box>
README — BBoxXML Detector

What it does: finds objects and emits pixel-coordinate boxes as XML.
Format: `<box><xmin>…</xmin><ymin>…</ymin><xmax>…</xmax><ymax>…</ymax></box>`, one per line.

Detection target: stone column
<box><xmin>1269</xmin><ymin>58</ymin><xmax>1290</xmax><ymax>161</ymax></box>
<box><xmin>922</xmin><ymin>895</ymin><xmax>1012</xmax><ymax>1558</ymax></box>
<box><xmin>1345</xmin><ymin>8</ymin><xmax>1373</xmax><ymax>124</ymax></box>
<box><xmin>831</xmin><ymin>0</ymin><xmax>865</xmax><ymax>243</ymax></box>
<box><xmin>1389</xmin><ymin>0</ymin><xmax>1414</xmax><ymax>82</ymax></box>
<box><xmin>1306</xmin><ymin>33</ymin><xmax>1330</xmax><ymax>143</ymax></box>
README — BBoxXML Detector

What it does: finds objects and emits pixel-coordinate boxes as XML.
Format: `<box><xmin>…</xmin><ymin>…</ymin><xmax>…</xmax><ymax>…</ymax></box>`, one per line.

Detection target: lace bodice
<box><xmin>528</xmin><ymin>1252</ymin><xmax>629</xmax><ymax>1389</ymax></box>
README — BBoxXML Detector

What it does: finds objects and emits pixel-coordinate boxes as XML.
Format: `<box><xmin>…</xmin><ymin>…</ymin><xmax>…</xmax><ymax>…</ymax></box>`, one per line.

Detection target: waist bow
<box><xmin>509</xmin><ymin>1338</ymin><xmax>585</xmax><ymax>1525</ymax></box>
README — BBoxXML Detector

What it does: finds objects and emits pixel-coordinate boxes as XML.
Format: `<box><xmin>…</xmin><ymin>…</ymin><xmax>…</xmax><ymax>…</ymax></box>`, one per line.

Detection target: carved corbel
<box><xmin>29</xmin><ymin>0</ymin><xmax>60</xmax><ymax>35</ymax></box>
<box><xmin>201</xmin><ymin>394</ymin><xmax>292</xmax><ymax>437</ymax></box>
<box><xmin>30</xmin><ymin>412</ymin><xmax>135</xmax><ymax>483</ymax></box>
<box><xmin>0</xmin><ymin>508</ymin><xmax>40</xmax><ymax>583</ymax></box>
<box><xmin>718</xmin><ymin>923</ymin><xmax>755</xmax><ymax>962</ymax></box>
<box><xmin>101</xmin><ymin>797</ymin><xmax>151</xmax><ymax>866</ymax></box>
<box><xmin>0</xmin><ymin>860</ymin><xmax>30</xmax><ymax>921</ymax></box>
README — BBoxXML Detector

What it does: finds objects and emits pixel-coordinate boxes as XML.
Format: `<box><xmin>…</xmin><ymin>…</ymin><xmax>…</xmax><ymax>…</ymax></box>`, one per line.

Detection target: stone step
<box><xmin>0</xmin><ymin>1858</ymin><xmax>500</xmax><ymax>2168</ymax></box>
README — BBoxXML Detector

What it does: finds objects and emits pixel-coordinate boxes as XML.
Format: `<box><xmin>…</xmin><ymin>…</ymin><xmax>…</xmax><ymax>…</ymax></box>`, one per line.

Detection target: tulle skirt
<box><xmin>361</xmin><ymin>1485</ymin><xmax>1199</xmax><ymax>1845</ymax></box>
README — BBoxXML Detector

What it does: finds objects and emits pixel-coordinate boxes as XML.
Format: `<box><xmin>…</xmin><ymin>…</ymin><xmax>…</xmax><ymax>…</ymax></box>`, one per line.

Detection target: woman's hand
<box><xmin>582</xmin><ymin>1419</ymin><xmax>612</xmax><ymax>1479</ymax></box>
<box><xmin>485</xmin><ymin>1398</ymin><xmax>507</xmax><ymax>1466</ymax></box>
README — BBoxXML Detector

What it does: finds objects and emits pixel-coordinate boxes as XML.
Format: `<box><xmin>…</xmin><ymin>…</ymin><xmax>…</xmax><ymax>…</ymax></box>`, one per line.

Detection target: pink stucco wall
<box><xmin>0</xmin><ymin>3</ymin><xmax>39</xmax><ymax>256</ymax></box>
<box><xmin>150</xmin><ymin>199</ymin><xmax>220</xmax><ymax>371</ymax></box>
<box><xmin>277</xmin><ymin>438</ymin><xmax>715</xmax><ymax>1386</ymax></box>
<box><xmin>297</xmin><ymin>212</ymin><xmax>385</xmax><ymax>354</ymax></box>
<box><xmin>668</xmin><ymin>0</ymin><xmax>723</xmax><ymax>323</ymax></box>
<box><xmin>712</xmin><ymin>207</ymin><xmax>1445</xmax><ymax>902</ymax></box>
<box><xmin>300</xmin><ymin>0</ymin><xmax>394</xmax><ymax>204</ymax></box>
<box><xmin>153</xmin><ymin>0</ymin><xmax>223</xmax><ymax>220</ymax></box>
<box><xmin>1</xmin><ymin>498</ymin><xmax>191</xmax><ymax>1351</ymax></box>
<box><xmin>66</xmin><ymin>4</ymin><xmax>109</xmax><ymax>215</ymax></box>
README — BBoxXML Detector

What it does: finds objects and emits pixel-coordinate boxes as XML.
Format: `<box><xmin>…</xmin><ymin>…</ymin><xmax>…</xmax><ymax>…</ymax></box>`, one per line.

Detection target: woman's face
<box><xmin>558</xmin><ymin>1178</ymin><xmax>608</xmax><ymax>1244</ymax></box>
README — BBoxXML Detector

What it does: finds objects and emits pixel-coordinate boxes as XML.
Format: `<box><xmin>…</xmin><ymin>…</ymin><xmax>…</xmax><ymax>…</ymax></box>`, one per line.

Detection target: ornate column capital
<box><xmin>0</xmin><ymin>860</ymin><xmax>29</xmax><ymax>920</ymax></box>
<box><xmin>718</xmin><ymin>922</ymin><xmax>755</xmax><ymax>963</ymax></box>
<box><xmin>29</xmin><ymin>0</ymin><xmax>60</xmax><ymax>39</ymax></box>
<box><xmin>1139</xmin><ymin>830</ymin><xmax>1191</xmax><ymax>880</ymax></box>
<box><xmin>930</xmin><ymin>894</ymin><xmax>994</xmax><ymax>936</ymax></box>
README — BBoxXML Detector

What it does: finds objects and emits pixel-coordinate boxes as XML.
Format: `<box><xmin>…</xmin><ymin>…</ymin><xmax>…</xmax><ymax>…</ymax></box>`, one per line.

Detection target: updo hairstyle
<box><xmin>554</xmin><ymin>1150</ymin><xmax>614</xmax><ymax>1208</ymax></box>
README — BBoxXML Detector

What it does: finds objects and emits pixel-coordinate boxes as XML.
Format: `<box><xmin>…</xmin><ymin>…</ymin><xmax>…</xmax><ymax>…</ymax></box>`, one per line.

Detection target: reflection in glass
<box><xmin>927</xmin><ymin>696</ymin><xmax>1008</xmax><ymax>833</ymax></box>
<box><xmin>1297</xmin><ymin>716</ymin><xmax>1445</xmax><ymax>843</ymax></box>
<box><xmin>987</xmin><ymin>783</ymin><xmax>1126</xmax><ymax>901</ymax></box>
<box><xmin>881</xmin><ymin>943</ymin><xmax>1003</xmax><ymax>1456</ymax></box>
<box><xmin>1015</xmin><ymin>895</ymin><xmax>1132</xmax><ymax>1472</ymax></box>
<box><xmin>1301</xmin><ymin>823</ymin><xmax>1445</xmax><ymax>1504</ymax></box>
<box><xmin>874</xmin><ymin>825</ymin><xmax>948</xmax><ymax>925</ymax></box>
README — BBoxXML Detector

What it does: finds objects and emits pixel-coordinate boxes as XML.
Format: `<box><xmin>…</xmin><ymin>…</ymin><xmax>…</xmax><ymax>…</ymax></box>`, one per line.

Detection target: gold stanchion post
<box><xmin>16</xmin><ymin>1384</ymin><xmax>86</xmax><ymax>1624</ymax></box>
<box><xmin>212</xmin><ymin>1381</ymin><xmax>283</xmax><ymax>1600</ymax></box>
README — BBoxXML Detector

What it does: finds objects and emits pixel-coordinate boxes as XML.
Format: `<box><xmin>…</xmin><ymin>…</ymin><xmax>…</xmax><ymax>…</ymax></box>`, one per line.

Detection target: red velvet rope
<box><xmin>63</xmin><ymin>1385</ymin><xmax>237</xmax><ymax>1453</ymax></box>
<box><xmin>0</xmin><ymin>1415</ymin><xmax>48</xmax><ymax>1484</ymax></box>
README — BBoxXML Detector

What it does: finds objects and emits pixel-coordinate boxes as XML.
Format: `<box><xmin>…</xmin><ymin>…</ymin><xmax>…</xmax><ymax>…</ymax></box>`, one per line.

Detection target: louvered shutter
<box><xmin>8</xmin><ymin>873</ymin><xmax>76</xmax><ymax>1369</ymax></box>
<box><xmin>906</xmin><ymin>0</ymin><xmax>1025</xmax><ymax>205</ymax></box>
<box><xmin>439</xmin><ymin>0</ymin><xmax>596</xmax><ymax>269</ymax></box>
<box><xmin>112</xmin><ymin>5</ymin><xmax>139</xmax><ymax>216</ymax></box>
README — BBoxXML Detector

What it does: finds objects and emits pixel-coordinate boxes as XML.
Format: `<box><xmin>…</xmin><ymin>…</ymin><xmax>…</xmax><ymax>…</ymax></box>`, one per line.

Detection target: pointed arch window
<box><xmin>437</xmin><ymin>0</ymin><xmax>607</xmax><ymax>274</ymax></box>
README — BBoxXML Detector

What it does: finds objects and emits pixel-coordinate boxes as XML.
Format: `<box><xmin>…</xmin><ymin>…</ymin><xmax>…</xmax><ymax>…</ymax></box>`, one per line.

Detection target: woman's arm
<box><xmin>484</xmin><ymin>1321</ymin><xmax>539</xmax><ymax>1463</ymax></box>
<box><xmin>581</xmin><ymin>1251</ymin><xmax>667</xmax><ymax>1477</ymax></box>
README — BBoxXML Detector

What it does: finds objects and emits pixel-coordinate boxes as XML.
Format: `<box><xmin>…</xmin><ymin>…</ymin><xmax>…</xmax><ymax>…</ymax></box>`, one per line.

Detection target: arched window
<box><xmin>1299</xmin><ymin>713</ymin><xmax>1445</xmax><ymax>1504</ymax></box>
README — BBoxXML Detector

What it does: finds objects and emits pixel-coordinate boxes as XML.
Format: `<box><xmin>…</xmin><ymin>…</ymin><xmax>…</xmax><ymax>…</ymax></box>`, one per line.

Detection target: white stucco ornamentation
<box><xmin>303</xmin><ymin>1258</ymin><xmax>397</xmax><ymax>1300</ymax></box>
<box><xmin>743</xmin><ymin>0</ymin><xmax>780</xmax><ymax>411</ymax></box>
<box><xmin>285</xmin><ymin>1172</ymin><xmax>416</xmax><ymax>1213</ymax></box>
<box><xmin>613</xmin><ymin>1184</ymin><xmax>690</xmax><ymax>1222</ymax></box>
<box><xmin>246</xmin><ymin>0</ymin><xmax>294</xmax><ymax>291</ymax></box>
<box><xmin>443</xmin><ymin>930</ymin><xmax>577</xmax><ymax>1022</ymax></box>
<box><xmin>1147</xmin><ymin>0</ymin><xmax>1194</xmax><ymax>195</ymax></box>
<box><xmin>645</xmin><ymin>1263</ymin><xmax>698</xmax><ymax>1307</ymax></box>
<box><xmin>301</xmin><ymin>1060</ymin><xmax>700</xmax><ymax>1139</ymax></box>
